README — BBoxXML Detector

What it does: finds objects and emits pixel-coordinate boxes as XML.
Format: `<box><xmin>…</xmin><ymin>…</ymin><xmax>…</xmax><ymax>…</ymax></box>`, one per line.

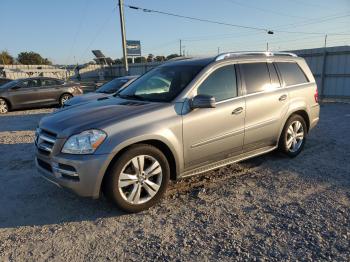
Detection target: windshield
<box><xmin>118</xmin><ymin>65</ymin><xmax>204</xmax><ymax>102</ymax></box>
<box><xmin>96</xmin><ymin>78</ymin><xmax>130</xmax><ymax>94</ymax></box>
<box><xmin>0</xmin><ymin>79</ymin><xmax>19</xmax><ymax>89</ymax></box>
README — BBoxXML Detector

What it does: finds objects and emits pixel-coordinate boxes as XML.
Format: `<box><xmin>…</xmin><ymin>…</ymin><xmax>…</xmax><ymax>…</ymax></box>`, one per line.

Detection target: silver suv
<box><xmin>35</xmin><ymin>52</ymin><xmax>320</xmax><ymax>212</ymax></box>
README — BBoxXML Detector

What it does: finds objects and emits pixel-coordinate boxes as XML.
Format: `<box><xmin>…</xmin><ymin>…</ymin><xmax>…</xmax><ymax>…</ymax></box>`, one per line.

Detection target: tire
<box><xmin>59</xmin><ymin>93</ymin><xmax>73</xmax><ymax>107</ymax></box>
<box><xmin>0</xmin><ymin>98</ymin><xmax>9</xmax><ymax>114</ymax></box>
<box><xmin>104</xmin><ymin>144</ymin><xmax>170</xmax><ymax>212</ymax></box>
<box><xmin>278</xmin><ymin>114</ymin><xmax>307</xmax><ymax>158</ymax></box>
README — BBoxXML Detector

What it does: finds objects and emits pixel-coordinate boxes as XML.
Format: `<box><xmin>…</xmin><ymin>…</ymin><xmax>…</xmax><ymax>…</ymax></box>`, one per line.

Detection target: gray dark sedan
<box><xmin>63</xmin><ymin>75</ymin><xmax>138</xmax><ymax>107</ymax></box>
<box><xmin>0</xmin><ymin>77</ymin><xmax>83</xmax><ymax>113</ymax></box>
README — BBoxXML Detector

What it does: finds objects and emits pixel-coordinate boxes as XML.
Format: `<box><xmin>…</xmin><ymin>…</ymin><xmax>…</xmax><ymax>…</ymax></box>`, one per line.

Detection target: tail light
<box><xmin>314</xmin><ymin>88</ymin><xmax>319</xmax><ymax>103</ymax></box>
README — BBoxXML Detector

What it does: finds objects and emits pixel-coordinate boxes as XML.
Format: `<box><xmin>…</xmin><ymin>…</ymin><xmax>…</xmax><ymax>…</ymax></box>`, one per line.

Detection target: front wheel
<box><xmin>59</xmin><ymin>93</ymin><xmax>73</xmax><ymax>107</ymax></box>
<box><xmin>0</xmin><ymin>98</ymin><xmax>9</xmax><ymax>114</ymax></box>
<box><xmin>104</xmin><ymin>144</ymin><xmax>170</xmax><ymax>212</ymax></box>
<box><xmin>279</xmin><ymin>115</ymin><xmax>307</xmax><ymax>157</ymax></box>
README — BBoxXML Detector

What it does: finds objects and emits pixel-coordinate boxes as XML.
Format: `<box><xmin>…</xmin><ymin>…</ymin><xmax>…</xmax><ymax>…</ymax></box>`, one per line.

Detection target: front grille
<box><xmin>35</xmin><ymin>129</ymin><xmax>57</xmax><ymax>154</ymax></box>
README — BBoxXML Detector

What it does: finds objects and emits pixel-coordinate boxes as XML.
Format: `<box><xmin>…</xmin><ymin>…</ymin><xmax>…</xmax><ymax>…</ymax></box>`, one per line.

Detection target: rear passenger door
<box><xmin>239</xmin><ymin>61</ymin><xmax>289</xmax><ymax>151</ymax></box>
<box><xmin>39</xmin><ymin>78</ymin><xmax>63</xmax><ymax>105</ymax></box>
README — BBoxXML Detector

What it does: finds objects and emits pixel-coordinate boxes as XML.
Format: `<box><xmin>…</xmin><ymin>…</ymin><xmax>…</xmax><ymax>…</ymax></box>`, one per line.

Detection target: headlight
<box><xmin>62</xmin><ymin>129</ymin><xmax>107</xmax><ymax>154</ymax></box>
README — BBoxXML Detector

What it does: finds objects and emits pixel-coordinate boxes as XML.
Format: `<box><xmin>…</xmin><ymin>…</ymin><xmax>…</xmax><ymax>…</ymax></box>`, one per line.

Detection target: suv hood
<box><xmin>39</xmin><ymin>97</ymin><xmax>165</xmax><ymax>138</ymax></box>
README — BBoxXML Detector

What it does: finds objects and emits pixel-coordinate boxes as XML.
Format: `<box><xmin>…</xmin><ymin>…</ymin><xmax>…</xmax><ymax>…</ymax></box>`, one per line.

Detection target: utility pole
<box><xmin>266</xmin><ymin>42</ymin><xmax>269</xmax><ymax>51</ymax></box>
<box><xmin>179</xmin><ymin>39</ymin><xmax>182</xmax><ymax>56</ymax></box>
<box><xmin>320</xmin><ymin>34</ymin><xmax>328</xmax><ymax>101</ymax></box>
<box><xmin>118</xmin><ymin>0</ymin><xmax>128</xmax><ymax>75</ymax></box>
<box><xmin>217</xmin><ymin>47</ymin><xmax>220</xmax><ymax>54</ymax></box>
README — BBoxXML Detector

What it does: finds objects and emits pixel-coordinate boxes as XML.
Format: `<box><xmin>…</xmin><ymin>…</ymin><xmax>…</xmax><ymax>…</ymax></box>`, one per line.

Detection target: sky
<box><xmin>1</xmin><ymin>0</ymin><xmax>349</xmax><ymax>65</ymax></box>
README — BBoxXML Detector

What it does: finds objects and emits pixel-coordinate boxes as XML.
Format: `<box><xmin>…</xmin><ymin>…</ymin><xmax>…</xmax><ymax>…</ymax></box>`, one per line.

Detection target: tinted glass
<box><xmin>41</xmin><ymin>79</ymin><xmax>59</xmax><ymax>86</ymax></box>
<box><xmin>276</xmin><ymin>62</ymin><xmax>308</xmax><ymax>86</ymax></box>
<box><xmin>119</xmin><ymin>65</ymin><xmax>204</xmax><ymax>102</ymax></box>
<box><xmin>21</xmin><ymin>79</ymin><xmax>41</xmax><ymax>88</ymax></box>
<box><xmin>197</xmin><ymin>65</ymin><xmax>237</xmax><ymax>102</ymax></box>
<box><xmin>241</xmin><ymin>63</ymin><xmax>271</xmax><ymax>94</ymax></box>
<box><xmin>268</xmin><ymin>63</ymin><xmax>281</xmax><ymax>88</ymax></box>
<box><xmin>97</xmin><ymin>78</ymin><xmax>130</xmax><ymax>94</ymax></box>
<box><xmin>0</xmin><ymin>80</ymin><xmax>19</xmax><ymax>89</ymax></box>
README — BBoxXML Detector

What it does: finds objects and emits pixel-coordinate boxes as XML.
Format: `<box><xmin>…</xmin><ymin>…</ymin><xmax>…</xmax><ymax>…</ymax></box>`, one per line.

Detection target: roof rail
<box><xmin>215</xmin><ymin>51</ymin><xmax>297</xmax><ymax>61</ymax></box>
<box><xmin>167</xmin><ymin>56</ymin><xmax>193</xmax><ymax>62</ymax></box>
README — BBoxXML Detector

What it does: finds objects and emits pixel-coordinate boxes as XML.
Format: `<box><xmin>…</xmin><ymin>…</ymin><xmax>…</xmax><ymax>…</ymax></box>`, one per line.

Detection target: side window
<box><xmin>21</xmin><ymin>79</ymin><xmax>41</xmax><ymax>88</ymax></box>
<box><xmin>240</xmin><ymin>63</ymin><xmax>271</xmax><ymax>94</ymax></box>
<box><xmin>197</xmin><ymin>65</ymin><xmax>237</xmax><ymax>102</ymax></box>
<box><xmin>275</xmin><ymin>62</ymin><xmax>309</xmax><ymax>86</ymax></box>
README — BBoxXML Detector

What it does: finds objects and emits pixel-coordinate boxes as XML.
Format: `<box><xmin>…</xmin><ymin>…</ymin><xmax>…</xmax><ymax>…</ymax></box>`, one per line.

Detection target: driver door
<box><xmin>8</xmin><ymin>79</ymin><xmax>41</xmax><ymax>107</ymax></box>
<box><xmin>182</xmin><ymin>64</ymin><xmax>245</xmax><ymax>169</ymax></box>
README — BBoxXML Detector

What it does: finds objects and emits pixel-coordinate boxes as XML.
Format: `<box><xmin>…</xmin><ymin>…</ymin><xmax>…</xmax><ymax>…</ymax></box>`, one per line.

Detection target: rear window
<box><xmin>42</xmin><ymin>79</ymin><xmax>60</xmax><ymax>86</ymax></box>
<box><xmin>275</xmin><ymin>62</ymin><xmax>309</xmax><ymax>86</ymax></box>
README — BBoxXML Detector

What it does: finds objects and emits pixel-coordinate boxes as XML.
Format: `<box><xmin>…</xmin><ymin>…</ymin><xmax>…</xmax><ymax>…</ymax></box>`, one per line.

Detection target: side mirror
<box><xmin>191</xmin><ymin>94</ymin><xmax>216</xmax><ymax>109</ymax></box>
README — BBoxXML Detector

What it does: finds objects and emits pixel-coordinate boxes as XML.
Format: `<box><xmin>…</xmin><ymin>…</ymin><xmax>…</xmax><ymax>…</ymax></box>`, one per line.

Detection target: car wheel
<box><xmin>0</xmin><ymin>98</ymin><xmax>9</xmax><ymax>114</ymax></box>
<box><xmin>104</xmin><ymin>144</ymin><xmax>170</xmax><ymax>212</ymax></box>
<box><xmin>279</xmin><ymin>114</ymin><xmax>307</xmax><ymax>157</ymax></box>
<box><xmin>59</xmin><ymin>93</ymin><xmax>73</xmax><ymax>107</ymax></box>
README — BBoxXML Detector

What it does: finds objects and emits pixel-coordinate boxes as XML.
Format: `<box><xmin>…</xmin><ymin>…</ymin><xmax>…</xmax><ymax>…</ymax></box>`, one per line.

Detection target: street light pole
<box><xmin>118</xmin><ymin>0</ymin><xmax>129</xmax><ymax>75</ymax></box>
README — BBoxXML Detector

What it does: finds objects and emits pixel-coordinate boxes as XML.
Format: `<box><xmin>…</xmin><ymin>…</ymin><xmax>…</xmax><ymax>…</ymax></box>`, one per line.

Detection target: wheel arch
<box><xmin>277</xmin><ymin>108</ymin><xmax>310</xmax><ymax>144</ymax></box>
<box><xmin>59</xmin><ymin>92</ymin><xmax>73</xmax><ymax>100</ymax></box>
<box><xmin>0</xmin><ymin>97</ymin><xmax>11</xmax><ymax>110</ymax></box>
<box><xmin>100</xmin><ymin>139</ymin><xmax>179</xmax><ymax>196</ymax></box>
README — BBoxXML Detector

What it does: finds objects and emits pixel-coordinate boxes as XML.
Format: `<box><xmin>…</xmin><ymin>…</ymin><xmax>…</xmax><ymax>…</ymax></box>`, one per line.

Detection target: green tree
<box><xmin>114</xmin><ymin>58</ymin><xmax>123</xmax><ymax>64</ymax></box>
<box><xmin>17</xmin><ymin>51</ymin><xmax>52</xmax><ymax>65</ymax></box>
<box><xmin>134</xmin><ymin>56</ymin><xmax>146</xmax><ymax>63</ymax></box>
<box><xmin>0</xmin><ymin>50</ymin><xmax>14</xmax><ymax>65</ymax></box>
<box><xmin>155</xmin><ymin>56</ymin><xmax>165</xmax><ymax>62</ymax></box>
<box><xmin>166</xmin><ymin>54</ymin><xmax>180</xmax><ymax>60</ymax></box>
<box><xmin>147</xmin><ymin>54</ymin><xmax>154</xmax><ymax>62</ymax></box>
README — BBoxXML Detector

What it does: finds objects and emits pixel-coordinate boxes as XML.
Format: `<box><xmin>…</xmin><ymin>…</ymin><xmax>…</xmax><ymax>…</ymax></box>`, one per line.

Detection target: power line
<box><xmin>125</xmin><ymin>4</ymin><xmax>350</xmax><ymax>37</ymax></box>
<box><xmin>65</xmin><ymin>0</ymin><xmax>90</xmax><ymax>64</ymax></box>
<box><xmin>78</xmin><ymin>7</ymin><xmax>117</xmax><ymax>63</ymax></box>
<box><xmin>274</xmin><ymin>29</ymin><xmax>350</xmax><ymax>36</ymax></box>
<box><xmin>273</xmin><ymin>14</ymin><xmax>350</xmax><ymax>32</ymax></box>
<box><xmin>223</xmin><ymin>0</ymin><xmax>308</xmax><ymax>19</ymax></box>
<box><xmin>125</xmin><ymin>4</ymin><xmax>271</xmax><ymax>33</ymax></box>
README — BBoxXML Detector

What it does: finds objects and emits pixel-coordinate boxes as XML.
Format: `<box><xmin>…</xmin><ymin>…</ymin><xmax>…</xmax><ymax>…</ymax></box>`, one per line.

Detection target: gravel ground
<box><xmin>0</xmin><ymin>104</ymin><xmax>349</xmax><ymax>261</ymax></box>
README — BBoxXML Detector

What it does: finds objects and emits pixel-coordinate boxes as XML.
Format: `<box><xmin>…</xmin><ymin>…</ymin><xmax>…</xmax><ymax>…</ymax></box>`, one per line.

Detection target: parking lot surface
<box><xmin>0</xmin><ymin>104</ymin><xmax>349</xmax><ymax>261</ymax></box>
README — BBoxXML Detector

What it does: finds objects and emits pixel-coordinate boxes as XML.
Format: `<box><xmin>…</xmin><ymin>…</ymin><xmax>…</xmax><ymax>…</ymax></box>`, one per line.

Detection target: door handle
<box><xmin>279</xmin><ymin>94</ymin><xmax>287</xmax><ymax>101</ymax></box>
<box><xmin>232</xmin><ymin>107</ymin><xmax>243</xmax><ymax>115</ymax></box>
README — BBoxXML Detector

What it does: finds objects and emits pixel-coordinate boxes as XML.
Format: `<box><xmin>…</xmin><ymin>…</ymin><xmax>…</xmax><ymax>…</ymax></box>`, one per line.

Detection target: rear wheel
<box><xmin>279</xmin><ymin>114</ymin><xmax>307</xmax><ymax>157</ymax></box>
<box><xmin>0</xmin><ymin>98</ymin><xmax>9</xmax><ymax>114</ymax></box>
<box><xmin>59</xmin><ymin>93</ymin><xmax>73</xmax><ymax>107</ymax></box>
<box><xmin>104</xmin><ymin>144</ymin><xmax>170</xmax><ymax>212</ymax></box>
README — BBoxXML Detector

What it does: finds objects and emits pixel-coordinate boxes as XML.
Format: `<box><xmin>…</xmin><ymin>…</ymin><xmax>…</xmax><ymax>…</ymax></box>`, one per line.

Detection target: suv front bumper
<box><xmin>35</xmin><ymin>149</ymin><xmax>111</xmax><ymax>199</ymax></box>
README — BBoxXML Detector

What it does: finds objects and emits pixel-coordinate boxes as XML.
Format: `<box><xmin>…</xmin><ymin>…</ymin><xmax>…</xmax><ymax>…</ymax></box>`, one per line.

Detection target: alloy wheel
<box><xmin>118</xmin><ymin>155</ymin><xmax>163</xmax><ymax>205</ymax></box>
<box><xmin>286</xmin><ymin>120</ymin><xmax>304</xmax><ymax>153</ymax></box>
<box><xmin>0</xmin><ymin>100</ymin><xmax>8</xmax><ymax>114</ymax></box>
<box><xmin>61</xmin><ymin>94</ymin><xmax>71</xmax><ymax>105</ymax></box>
